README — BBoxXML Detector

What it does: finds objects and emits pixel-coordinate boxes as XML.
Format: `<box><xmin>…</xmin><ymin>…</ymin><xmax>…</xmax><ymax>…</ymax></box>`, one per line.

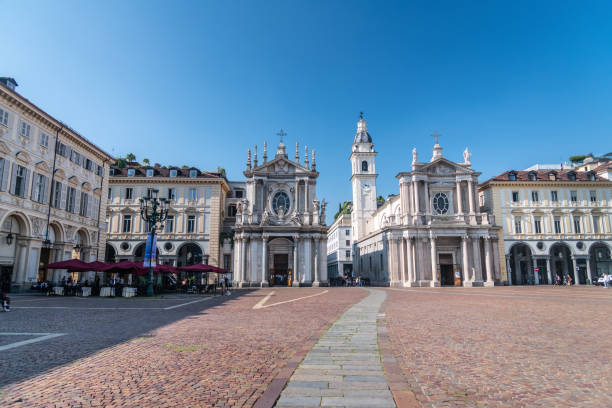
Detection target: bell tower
<box><xmin>350</xmin><ymin>113</ymin><xmax>378</xmax><ymax>241</ymax></box>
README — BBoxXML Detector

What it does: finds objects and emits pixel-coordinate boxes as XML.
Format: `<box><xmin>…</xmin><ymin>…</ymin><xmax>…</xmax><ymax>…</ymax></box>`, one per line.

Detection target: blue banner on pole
<box><xmin>143</xmin><ymin>232</ymin><xmax>157</xmax><ymax>268</ymax></box>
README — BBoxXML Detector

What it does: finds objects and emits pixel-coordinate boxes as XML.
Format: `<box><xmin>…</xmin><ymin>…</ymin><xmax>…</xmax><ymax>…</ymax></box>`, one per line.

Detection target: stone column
<box><xmin>407</xmin><ymin>238</ymin><xmax>415</xmax><ymax>286</ymax></box>
<box><xmin>292</xmin><ymin>235</ymin><xmax>300</xmax><ymax>287</ymax></box>
<box><xmin>532</xmin><ymin>256</ymin><xmax>540</xmax><ymax>285</ymax></box>
<box><xmin>15</xmin><ymin>242</ymin><xmax>28</xmax><ymax>285</ymax></box>
<box><xmin>571</xmin><ymin>257</ymin><xmax>579</xmax><ymax>285</ymax></box>
<box><xmin>546</xmin><ymin>256</ymin><xmax>552</xmax><ymax>285</ymax></box>
<box><xmin>261</xmin><ymin>235</ymin><xmax>268</xmax><ymax>287</ymax></box>
<box><xmin>424</xmin><ymin>182</ymin><xmax>430</xmax><ymax>214</ymax></box>
<box><xmin>240</xmin><ymin>235</ymin><xmax>248</xmax><ymax>287</ymax></box>
<box><xmin>313</xmin><ymin>237</ymin><xmax>320</xmax><ymax>286</ymax></box>
<box><xmin>472</xmin><ymin>238</ymin><xmax>483</xmax><ymax>283</ymax></box>
<box><xmin>456</xmin><ymin>180</ymin><xmax>463</xmax><ymax>214</ymax></box>
<box><xmin>399</xmin><ymin>237</ymin><xmax>407</xmax><ymax>284</ymax></box>
<box><xmin>462</xmin><ymin>236</ymin><xmax>471</xmax><ymax>286</ymax></box>
<box><xmin>586</xmin><ymin>256</ymin><xmax>593</xmax><ymax>284</ymax></box>
<box><xmin>413</xmin><ymin>181</ymin><xmax>420</xmax><ymax>213</ymax></box>
<box><xmin>506</xmin><ymin>256</ymin><xmax>513</xmax><ymax>285</ymax></box>
<box><xmin>468</xmin><ymin>179</ymin><xmax>475</xmax><ymax>214</ymax></box>
<box><xmin>430</xmin><ymin>236</ymin><xmax>439</xmax><ymax>287</ymax></box>
<box><xmin>484</xmin><ymin>237</ymin><xmax>494</xmax><ymax>286</ymax></box>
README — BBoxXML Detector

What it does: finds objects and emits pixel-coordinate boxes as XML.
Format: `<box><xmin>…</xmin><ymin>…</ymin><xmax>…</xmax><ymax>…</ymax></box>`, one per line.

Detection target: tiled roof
<box><xmin>591</xmin><ymin>162</ymin><xmax>612</xmax><ymax>173</ymax></box>
<box><xmin>110</xmin><ymin>167</ymin><xmax>223</xmax><ymax>179</ymax></box>
<box><xmin>488</xmin><ymin>169</ymin><xmax>604</xmax><ymax>182</ymax></box>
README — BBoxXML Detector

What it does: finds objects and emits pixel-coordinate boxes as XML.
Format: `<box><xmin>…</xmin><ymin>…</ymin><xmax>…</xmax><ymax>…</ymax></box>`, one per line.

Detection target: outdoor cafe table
<box><xmin>52</xmin><ymin>286</ymin><xmax>64</xmax><ymax>296</ymax></box>
<box><xmin>80</xmin><ymin>287</ymin><xmax>92</xmax><ymax>297</ymax></box>
<box><xmin>122</xmin><ymin>287</ymin><xmax>137</xmax><ymax>297</ymax></box>
<box><xmin>99</xmin><ymin>287</ymin><xmax>115</xmax><ymax>297</ymax></box>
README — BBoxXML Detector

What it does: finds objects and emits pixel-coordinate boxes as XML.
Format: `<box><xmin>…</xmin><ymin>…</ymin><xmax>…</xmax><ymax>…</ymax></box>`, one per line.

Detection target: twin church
<box><xmin>232</xmin><ymin>117</ymin><xmax>503</xmax><ymax>287</ymax></box>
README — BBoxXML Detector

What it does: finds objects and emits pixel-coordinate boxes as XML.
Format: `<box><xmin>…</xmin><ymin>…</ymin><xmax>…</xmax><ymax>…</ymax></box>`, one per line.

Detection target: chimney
<box><xmin>0</xmin><ymin>77</ymin><xmax>18</xmax><ymax>91</ymax></box>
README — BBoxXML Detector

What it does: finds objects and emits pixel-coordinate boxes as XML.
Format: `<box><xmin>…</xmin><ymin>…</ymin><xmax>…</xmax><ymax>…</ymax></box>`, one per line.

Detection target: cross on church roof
<box><xmin>277</xmin><ymin>129</ymin><xmax>287</xmax><ymax>143</ymax></box>
<box><xmin>359</xmin><ymin>111</ymin><xmax>364</xmax><ymax>120</ymax></box>
<box><xmin>431</xmin><ymin>131</ymin><xmax>442</xmax><ymax>145</ymax></box>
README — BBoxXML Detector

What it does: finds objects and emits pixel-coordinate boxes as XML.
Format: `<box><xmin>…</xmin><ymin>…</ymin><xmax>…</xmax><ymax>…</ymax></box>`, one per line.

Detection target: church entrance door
<box><xmin>439</xmin><ymin>254</ymin><xmax>455</xmax><ymax>286</ymax></box>
<box><xmin>271</xmin><ymin>254</ymin><xmax>289</xmax><ymax>286</ymax></box>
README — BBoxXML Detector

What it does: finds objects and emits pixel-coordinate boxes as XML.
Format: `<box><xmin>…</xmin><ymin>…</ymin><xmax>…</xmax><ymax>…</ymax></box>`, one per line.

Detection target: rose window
<box><xmin>432</xmin><ymin>192</ymin><xmax>449</xmax><ymax>215</ymax></box>
<box><xmin>272</xmin><ymin>191</ymin><xmax>291</xmax><ymax>215</ymax></box>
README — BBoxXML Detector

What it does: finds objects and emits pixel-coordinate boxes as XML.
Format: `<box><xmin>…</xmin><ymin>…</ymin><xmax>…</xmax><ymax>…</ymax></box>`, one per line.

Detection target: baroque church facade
<box><xmin>351</xmin><ymin>117</ymin><xmax>504</xmax><ymax>286</ymax></box>
<box><xmin>233</xmin><ymin>138</ymin><xmax>328</xmax><ymax>287</ymax></box>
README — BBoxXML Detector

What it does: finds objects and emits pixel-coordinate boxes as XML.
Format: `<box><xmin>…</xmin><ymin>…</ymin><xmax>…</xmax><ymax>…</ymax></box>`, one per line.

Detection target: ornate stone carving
<box><xmin>463</xmin><ymin>147</ymin><xmax>471</xmax><ymax>165</ymax></box>
<box><xmin>412</xmin><ymin>148</ymin><xmax>418</xmax><ymax>164</ymax></box>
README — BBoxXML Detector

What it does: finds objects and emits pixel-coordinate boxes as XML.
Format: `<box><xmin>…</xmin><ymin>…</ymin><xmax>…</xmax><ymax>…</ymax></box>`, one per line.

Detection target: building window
<box><xmin>345</xmin><ymin>229</ymin><xmax>350</xmax><ymax>236</ymax></box>
<box><xmin>70</xmin><ymin>150</ymin><xmax>81</xmax><ymax>165</ymax></box>
<box><xmin>52</xmin><ymin>181</ymin><xmax>62</xmax><ymax>208</ymax></box>
<box><xmin>189</xmin><ymin>188</ymin><xmax>196</xmax><ymax>201</ymax></box>
<box><xmin>432</xmin><ymin>192</ymin><xmax>449</xmax><ymax>214</ymax></box>
<box><xmin>573</xmin><ymin>216</ymin><xmax>581</xmax><ymax>234</ymax></box>
<box><xmin>55</xmin><ymin>141</ymin><xmax>68</xmax><ymax>157</ymax></box>
<box><xmin>127</xmin><ymin>168</ymin><xmax>135</xmax><ymax>177</ymax></box>
<box><xmin>187</xmin><ymin>215</ymin><xmax>195</xmax><ymax>233</ymax></box>
<box><xmin>345</xmin><ymin>240</ymin><xmax>350</xmax><ymax>246</ymax></box>
<box><xmin>361</xmin><ymin>161</ymin><xmax>368</xmax><ymax>172</ymax></box>
<box><xmin>570</xmin><ymin>191</ymin><xmax>577</xmax><ymax>202</ymax></box>
<box><xmin>512</xmin><ymin>191</ymin><xmax>519</xmax><ymax>202</ymax></box>
<box><xmin>32</xmin><ymin>173</ymin><xmax>47</xmax><ymax>203</ymax></box>
<box><xmin>146</xmin><ymin>188</ymin><xmax>154</xmax><ymax>198</ymax></box>
<box><xmin>165</xmin><ymin>215</ymin><xmax>174</xmax><ymax>233</ymax></box>
<box><xmin>534</xmin><ymin>217</ymin><xmax>542</xmax><ymax>234</ymax></box>
<box><xmin>228</xmin><ymin>204</ymin><xmax>237</xmax><ymax>217</ymax></box>
<box><xmin>346</xmin><ymin>250</ymin><xmax>351</xmax><ymax>258</ymax></box>
<box><xmin>189</xmin><ymin>169</ymin><xmax>197</xmax><ymax>178</ymax></box>
<box><xmin>508</xmin><ymin>172</ymin><xmax>517</xmax><ymax>181</ymax></box>
<box><xmin>272</xmin><ymin>191</ymin><xmax>291</xmax><ymax>214</ymax></box>
<box><xmin>12</xmin><ymin>165</ymin><xmax>28</xmax><ymax>197</ymax></box>
<box><xmin>551</xmin><ymin>191</ymin><xmax>558</xmax><ymax>202</ymax></box>
<box><xmin>167</xmin><ymin>188</ymin><xmax>175</xmax><ymax>200</ymax></box>
<box><xmin>108</xmin><ymin>188</ymin><xmax>112</xmax><ymax>199</ymax></box>
<box><xmin>146</xmin><ymin>169</ymin><xmax>154</xmax><ymax>177</ymax></box>
<box><xmin>554</xmin><ymin>217</ymin><xmax>562</xmax><ymax>234</ymax></box>
<box><xmin>0</xmin><ymin>108</ymin><xmax>8</xmax><ymax>126</ymax></box>
<box><xmin>125</xmin><ymin>187</ymin><xmax>133</xmax><ymax>200</ymax></box>
<box><xmin>122</xmin><ymin>215</ymin><xmax>132</xmax><ymax>233</ymax></box>
<box><xmin>593</xmin><ymin>215</ymin><xmax>601</xmax><ymax>233</ymax></box>
<box><xmin>224</xmin><ymin>254</ymin><xmax>231</xmax><ymax>270</ymax></box>
<box><xmin>588</xmin><ymin>172</ymin><xmax>596</xmax><ymax>181</ymax></box>
<box><xmin>514</xmin><ymin>217</ymin><xmax>522</xmax><ymax>234</ymax></box>
<box><xmin>79</xmin><ymin>193</ymin><xmax>89</xmax><ymax>217</ymax></box>
<box><xmin>590</xmin><ymin>190</ymin><xmax>597</xmax><ymax>203</ymax></box>
<box><xmin>19</xmin><ymin>121</ymin><xmax>31</xmax><ymax>138</ymax></box>
<box><xmin>235</xmin><ymin>190</ymin><xmax>244</xmax><ymax>198</ymax></box>
<box><xmin>568</xmin><ymin>172</ymin><xmax>576</xmax><ymax>181</ymax></box>
<box><xmin>531</xmin><ymin>191</ymin><xmax>539</xmax><ymax>202</ymax></box>
<box><xmin>528</xmin><ymin>172</ymin><xmax>537</xmax><ymax>181</ymax></box>
<box><xmin>170</xmin><ymin>169</ymin><xmax>177</xmax><ymax>177</ymax></box>
<box><xmin>40</xmin><ymin>132</ymin><xmax>49</xmax><ymax>148</ymax></box>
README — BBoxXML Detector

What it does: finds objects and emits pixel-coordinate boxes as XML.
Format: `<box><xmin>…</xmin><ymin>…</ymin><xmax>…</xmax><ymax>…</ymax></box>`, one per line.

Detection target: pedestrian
<box><xmin>566</xmin><ymin>273</ymin><xmax>573</xmax><ymax>286</ymax></box>
<box><xmin>604</xmin><ymin>273</ymin><xmax>610</xmax><ymax>289</ymax></box>
<box><xmin>1</xmin><ymin>291</ymin><xmax>10</xmax><ymax>312</ymax></box>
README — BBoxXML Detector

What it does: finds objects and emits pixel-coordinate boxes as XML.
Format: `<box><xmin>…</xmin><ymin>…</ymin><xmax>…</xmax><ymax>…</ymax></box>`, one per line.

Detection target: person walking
<box><xmin>1</xmin><ymin>291</ymin><xmax>10</xmax><ymax>312</ymax></box>
<box><xmin>565</xmin><ymin>273</ymin><xmax>573</xmax><ymax>286</ymax></box>
<box><xmin>604</xmin><ymin>273</ymin><xmax>610</xmax><ymax>288</ymax></box>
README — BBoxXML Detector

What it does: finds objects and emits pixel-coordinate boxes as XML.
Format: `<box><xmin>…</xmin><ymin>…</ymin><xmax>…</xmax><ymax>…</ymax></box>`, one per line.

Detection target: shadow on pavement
<box><xmin>0</xmin><ymin>290</ymin><xmax>254</xmax><ymax>388</ymax></box>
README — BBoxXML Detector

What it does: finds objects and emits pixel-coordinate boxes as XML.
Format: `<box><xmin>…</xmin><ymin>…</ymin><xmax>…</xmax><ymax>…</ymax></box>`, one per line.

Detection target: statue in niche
<box><xmin>260</xmin><ymin>208</ymin><xmax>270</xmax><ymax>226</ymax></box>
<box><xmin>313</xmin><ymin>198</ymin><xmax>320</xmax><ymax>212</ymax></box>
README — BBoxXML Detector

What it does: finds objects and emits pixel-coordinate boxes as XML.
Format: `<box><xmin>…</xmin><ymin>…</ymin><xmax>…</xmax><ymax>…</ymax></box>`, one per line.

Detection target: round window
<box><xmin>164</xmin><ymin>242</ymin><xmax>173</xmax><ymax>251</ymax></box>
<box><xmin>120</xmin><ymin>242</ymin><xmax>130</xmax><ymax>251</ymax></box>
<box><xmin>272</xmin><ymin>191</ymin><xmax>291</xmax><ymax>215</ymax></box>
<box><xmin>432</xmin><ymin>192</ymin><xmax>449</xmax><ymax>215</ymax></box>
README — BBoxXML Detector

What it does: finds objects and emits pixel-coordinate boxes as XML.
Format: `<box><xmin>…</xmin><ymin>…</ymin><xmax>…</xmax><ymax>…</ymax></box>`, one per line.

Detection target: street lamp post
<box><xmin>139</xmin><ymin>189</ymin><xmax>169</xmax><ymax>296</ymax></box>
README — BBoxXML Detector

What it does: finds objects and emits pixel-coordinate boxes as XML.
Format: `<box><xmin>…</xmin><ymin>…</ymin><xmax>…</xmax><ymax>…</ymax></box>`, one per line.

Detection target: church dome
<box><xmin>353</xmin><ymin>118</ymin><xmax>372</xmax><ymax>144</ymax></box>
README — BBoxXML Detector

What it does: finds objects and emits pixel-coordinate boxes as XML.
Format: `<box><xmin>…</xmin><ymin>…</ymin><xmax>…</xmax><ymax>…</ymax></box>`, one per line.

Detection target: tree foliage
<box><xmin>333</xmin><ymin>201</ymin><xmax>352</xmax><ymax>220</ymax></box>
<box><xmin>125</xmin><ymin>153</ymin><xmax>136</xmax><ymax>162</ymax></box>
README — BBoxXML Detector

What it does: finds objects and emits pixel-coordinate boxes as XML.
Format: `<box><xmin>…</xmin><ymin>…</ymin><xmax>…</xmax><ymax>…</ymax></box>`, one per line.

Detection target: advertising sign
<box><xmin>143</xmin><ymin>232</ymin><xmax>157</xmax><ymax>268</ymax></box>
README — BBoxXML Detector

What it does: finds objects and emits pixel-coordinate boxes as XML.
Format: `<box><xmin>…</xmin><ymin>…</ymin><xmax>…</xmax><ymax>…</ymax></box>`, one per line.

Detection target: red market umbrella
<box><xmin>44</xmin><ymin>259</ymin><xmax>92</xmax><ymax>272</ymax></box>
<box><xmin>178</xmin><ymin>264</ymin><xmax>215</xmax><ymax>273</ymax></box>
<box><xmin>86</xmin><ymin>261</ymin><xmax>108</xmax><ymax>272</ymax></box>
<box><xmin>133</xmin><ymin>261</ymin><xmax>177</xmax><ymax>274</ymax></box>
<box><xmin>102</xmin><ymin>261</ymin><xmax>141</xmax><ymax>274</ymax></box>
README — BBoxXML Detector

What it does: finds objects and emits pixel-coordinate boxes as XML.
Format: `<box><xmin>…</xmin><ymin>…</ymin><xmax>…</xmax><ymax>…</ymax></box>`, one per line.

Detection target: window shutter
<box><xmin>0</xmin><ymin>159</ymin><xmax>7</xmax><ymax>191</ymax></box>
<box><xmin>9</xmin><ymin>163</ymin><xmax>17</xmax><ymax>194</ymax></box>
<box><xmin>74</xmin><ymin>190</ymin><xmax>81</xmax><ymax>215</ymax></box>
<box><xmin>60</xmin><ymin>184</ymin><xmax>67</xmax><ymax>210</ymax></box>
<box><xmin>30</xmin><ymin>173</ymin><xmax>36</xmax><ymax>200</ymax></box>
<box><xmin>22</xmin><ymin>168</ymin><xmax>30</xmax><ymax>198</ymax></box>
<box><xmin>42</xmin><ymin>175</ymin><xmax>48</xmax><ymax>203</ymax></box>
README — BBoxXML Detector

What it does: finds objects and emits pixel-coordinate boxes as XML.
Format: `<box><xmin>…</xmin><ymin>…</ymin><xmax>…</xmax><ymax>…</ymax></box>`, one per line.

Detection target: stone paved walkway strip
<box><xmin>275</xmin><ymin>289</ymin><xmax>396</xmax><ymax>408</ymax></box>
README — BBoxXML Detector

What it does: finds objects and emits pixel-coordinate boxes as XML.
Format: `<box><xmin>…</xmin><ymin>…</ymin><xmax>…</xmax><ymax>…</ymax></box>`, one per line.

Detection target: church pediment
<box><xmin>250</xmin><ymin>157</ymin><xmax>314</xmax><ymax>176</ymax></box>
<box><xmin>418</xmin><ymin>158</ymin><xmax>475</xmax><ymax>176</ymax></box>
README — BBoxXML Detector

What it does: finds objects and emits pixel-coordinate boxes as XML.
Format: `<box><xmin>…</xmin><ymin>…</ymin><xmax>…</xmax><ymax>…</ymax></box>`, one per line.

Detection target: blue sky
<box><xmin>3</xmin><ymin>0</ymin><xmax>612</xmax><ymax>223</ymax></box>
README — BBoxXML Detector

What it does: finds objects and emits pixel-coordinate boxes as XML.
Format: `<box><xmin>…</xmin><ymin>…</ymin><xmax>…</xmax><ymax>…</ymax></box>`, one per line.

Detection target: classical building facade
<box><xmin>0</xmin><ymin>77</ymin><xmax>112</xmax><ymax>291</ymax></box>
<box><xmin>479</xmin><ymin>169</ymin><xmax>612</xmax><ymax>285</ymax></box>
<box><xmin>326</xmin><ymin>213</ymin><xmax>353</xmax><ymax>279</ymax></box>
<box><xmin>351</xmin><ymin>117</ymin><xmax>503</xmax><ymax>286</ymax></box>
<box><xmin>233</xmin><ymin>139</ymin><xmax>328</xmax><ymax>287</ymax></box>
<box><xmin>106</xmin><ymin>165</ymin><xmax>229</xmax><ymax>268</ymax></box>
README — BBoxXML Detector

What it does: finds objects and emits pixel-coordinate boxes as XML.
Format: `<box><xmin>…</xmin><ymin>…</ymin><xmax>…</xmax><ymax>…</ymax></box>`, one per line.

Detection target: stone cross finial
<box><xmin>277</xmin><ymin>129</ymin><xmax>287</xmax><ymax>144</ymax></box>
<box><xmin>431</xmin><ymin>131</ymin><xmax>442</xmax><ymax>145</ymax></box>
